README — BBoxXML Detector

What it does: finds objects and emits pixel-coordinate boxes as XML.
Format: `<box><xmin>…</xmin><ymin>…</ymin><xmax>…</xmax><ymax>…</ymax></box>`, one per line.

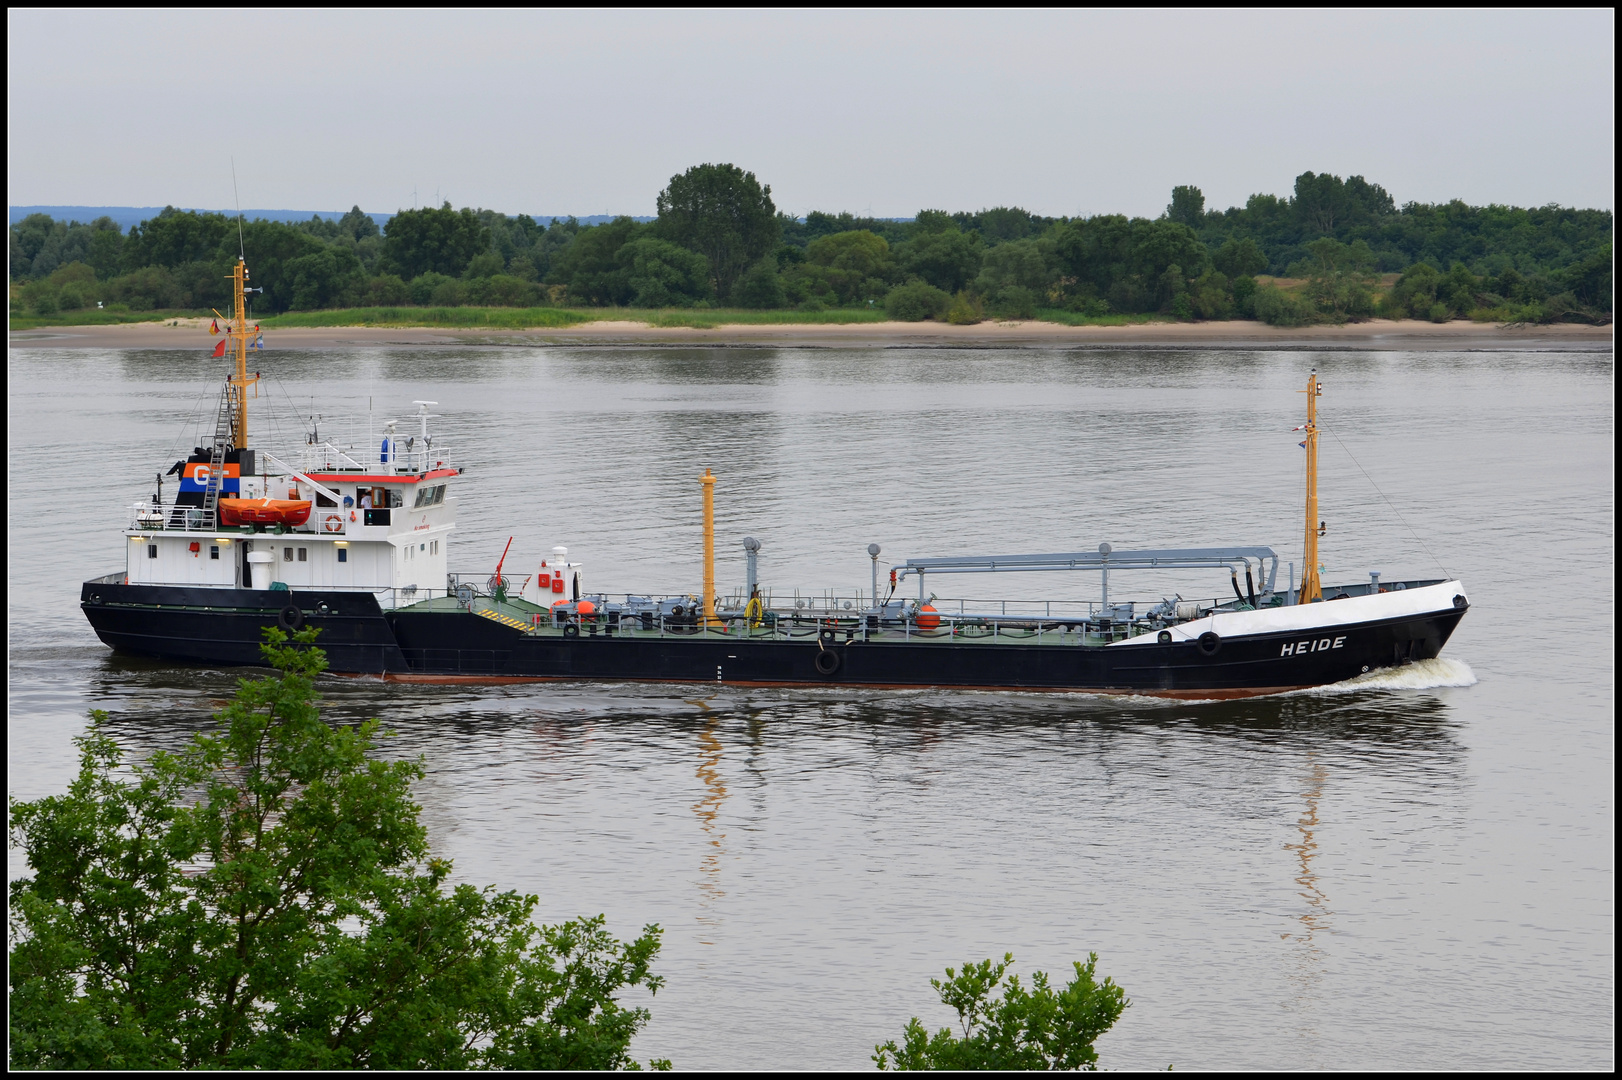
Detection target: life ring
<box><xmin>278</xmin><ymin>605</ymin><xmax>305</xmax><ymax>631</ymax></box>
<box><xmin>1158</xmin><ymin>630</ymin><xmax>1173</xmax><ymax>645</ymax></box>
<box><xmin>1197</xmin><ymin>631</ymin><xmax>1221</xmax><ymax>656</ymax></box>
<box><xmin>814</xmin><ymin>649</ymin><xmax>841</xmax><ymax>676</ymax></box>
<box><xmin>562</xmin><ymin>623</ymin><xmax>580</xmax><ymax>639</ymax></box>
<box><xmin>323</xmin><ymin>514</ymin><xmax>344</xmax><ymax>533</ymax></box>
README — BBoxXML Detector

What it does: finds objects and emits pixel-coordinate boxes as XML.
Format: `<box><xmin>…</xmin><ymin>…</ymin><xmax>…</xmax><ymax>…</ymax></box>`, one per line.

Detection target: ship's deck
<box><xmin>392</xmin><ymin>576</ymin><xmax>1449</xmax><ymax>650</ymax></box>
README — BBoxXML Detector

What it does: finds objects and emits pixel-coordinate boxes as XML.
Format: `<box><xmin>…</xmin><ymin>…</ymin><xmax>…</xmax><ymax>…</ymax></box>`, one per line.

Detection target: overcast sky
<box><xmin>7</xmin><ymin>9</ymin><xmax>1614</xmax><ymax>219</ymax></box>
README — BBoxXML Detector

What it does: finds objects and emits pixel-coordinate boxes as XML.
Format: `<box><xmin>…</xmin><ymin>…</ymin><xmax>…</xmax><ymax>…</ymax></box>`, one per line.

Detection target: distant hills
<box><xmin>7</xmin><ymin>206</ymin><xmax>652</xmax><ymax>232</ymax></box>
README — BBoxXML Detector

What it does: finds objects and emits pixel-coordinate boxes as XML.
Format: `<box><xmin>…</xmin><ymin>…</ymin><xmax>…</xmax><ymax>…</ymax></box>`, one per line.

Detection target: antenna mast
<box><xmin>219</xmin><ymin>162</ymin><xmax>259</xmax><ymax>448</ymax></box>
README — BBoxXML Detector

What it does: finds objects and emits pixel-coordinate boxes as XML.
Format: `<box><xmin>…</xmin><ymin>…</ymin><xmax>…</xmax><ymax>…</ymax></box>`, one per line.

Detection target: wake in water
<box><xmin>1300</xmin><ymin>656</ymin><xmax>1478</xmax><ymax>696</ymax></box>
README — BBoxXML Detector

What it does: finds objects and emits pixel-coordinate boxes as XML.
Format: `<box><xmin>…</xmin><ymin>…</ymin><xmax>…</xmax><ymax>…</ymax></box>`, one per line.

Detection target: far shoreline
<box><xmin>9</xmin><ymin>317</ymin><xmax>1612</xmax><ymax>352</ymax></box>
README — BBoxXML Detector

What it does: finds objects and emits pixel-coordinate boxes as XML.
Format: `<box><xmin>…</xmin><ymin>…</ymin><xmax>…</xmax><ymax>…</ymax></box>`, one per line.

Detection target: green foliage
<box><xmin>894</xmin><ymin>226</ymin><xmax>983</xmax><ymax>293</ymax></box>
<box><xmin>622</xmin><ymin>236</ymin><xmax>712</xmax><ymax>308</ymax></box>
<box><xmin>382</xmin><ymin>203</ymin><xmax>490</xmax><ymax>279</ymax></box>
<box><xmin>1212</xmin><ymin>237</ymin><xmax>1268</xmax><ymax>278</ymax></box>
<box><xmin>338</xmin><ymin>205</ymin><xmax>380</xmax><ymax>241</ymax></box>
<box><xmin>9</xmin><ymin>630</ymin><xmax>666</xmax><ymax>1070</ymax></box>
<box><xmin>731</xmin><ymin>256</ymin><xmax>786</xmax><ymax>309</ymax></box>
<box><xmin>103</xmin><ymin>265</ymin><xmax>184</xmax><ymax>310</ymax></box>
<box><xmin>1166</xmin><ymin>185</ymin><xmax>1205</xmax><ymax>228</ymax></box>
<box><xmin>1377</xmin><ymin>261</ymin><xmax>1480</xmax><ymax>321</ymax></box>
<box><xmin>1299</xmin><ymin>238</ymin><xmax>1376</xmax><ymax>321</ymax></box>
<box><xmin>122</xmin><ymin>206</ymin><xmax>235</xmax><ymax>270</ymax></box>
<box><xmin>795</xmin><ymin>230</ymin><xmax>895</xmax><ymax>305</ymax></box>
<box><xmin>1190</xmin><ymin>269</ymin><xmax>1233</xmax><ymax>319</ymax></box>
<box><xmin>1051</xmin><ymin>216</ymin><xmax>1209</xmax><ymax>314</ymax></box>
<box><xmin>945</xmin><ymin>291</ymin><xmax>983</xmax><ymax>325</ymax></box>
<box><xmin>976</xmin><ymin>238</ymin><xmax>1059</xmax><ymax>316</ymax></box>
<box><xmin>873</xmin><ymin>953</ymin><xmax>1127</xmax><ymax>1071</ymax></box>
<box><xmin>960</xmin><ymin>206</ymin><xmax>1054</xmax><ymax>245</ymax></box>
<box><xmin>1231</xmin><ymin>273</ymin><xmax>1258</xmax><ymax>316</ymax></box>
<box><xmin>546</xmin><ymin>216</ymin><xmax>642</xmax><ymax>306</ymax></box>
<box><xmin>655</xmin><ymin>163</ymin><xmax>780</xmax><ymax>302</ymax></box>
<box><xmin>884</xmin><ymin>281</ymin><xmax>951</xmax><ymax>321</ymax></box>
<box><xmin>10</xmin><ymin>165</ymin><xmax>1610</xmax><ymax>324</ymax></box>
<box><xmin>1252</xmin><ymin>283</ymin><xmax>1313</xmax><ymax>327</ymax></box>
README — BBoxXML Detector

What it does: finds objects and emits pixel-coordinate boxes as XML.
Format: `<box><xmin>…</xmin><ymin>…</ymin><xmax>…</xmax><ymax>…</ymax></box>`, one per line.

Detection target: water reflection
<box><xmin>1282</xmin><ymin>754</ymin><xmax>1330</xmax><ymax>1059</ymax></box>
<box><xmin>687</xmin><ymin>701</ymin><xmax>729</xmax><ymax>941</ymax></box>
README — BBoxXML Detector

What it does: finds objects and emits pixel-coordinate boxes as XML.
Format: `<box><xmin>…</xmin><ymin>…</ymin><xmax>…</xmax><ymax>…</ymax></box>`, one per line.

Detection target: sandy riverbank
<box><xmin>9</xmin><ymin>318</ymin><xmax>1612</xmax><ymax>351</ymax></box>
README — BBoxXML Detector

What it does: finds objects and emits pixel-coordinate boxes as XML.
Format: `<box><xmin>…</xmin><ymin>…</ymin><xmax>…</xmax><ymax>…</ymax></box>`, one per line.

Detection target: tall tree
<box><xmin>1166</xmin><ymin>185</ymin><xmax>1205</xmax><ymax>228</ymax></box>
<box><xmin>655</xmin><ymin>163</ymin><xmax>780</xmax><ymax>301</ymax></box>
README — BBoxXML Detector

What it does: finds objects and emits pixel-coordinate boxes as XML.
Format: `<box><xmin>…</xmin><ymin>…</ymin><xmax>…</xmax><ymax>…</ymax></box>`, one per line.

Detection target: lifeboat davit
<box><xmin>218</xmin><ymin>498</ymin><xmax>312</xmax><ymax>527</ymax></box>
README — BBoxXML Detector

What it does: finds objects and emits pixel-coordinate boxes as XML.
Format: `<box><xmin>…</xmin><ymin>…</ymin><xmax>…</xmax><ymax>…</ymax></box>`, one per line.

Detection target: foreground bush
<box><xmin>874</xmin><ymin>953</ymin><xmax>1127</xmax><ymax>1070</ymax></box>
<box><xmin>8</xmin><ymin>629</ymin><xmax>668</xmax><ymax>1070</ymax></box>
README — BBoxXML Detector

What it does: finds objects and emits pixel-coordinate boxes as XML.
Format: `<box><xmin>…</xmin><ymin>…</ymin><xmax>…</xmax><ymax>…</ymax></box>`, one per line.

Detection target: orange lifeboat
<box><xmin>218</xmin><ymin>498</ymin><xmax>312</xmax><ymax>527</ymax></box>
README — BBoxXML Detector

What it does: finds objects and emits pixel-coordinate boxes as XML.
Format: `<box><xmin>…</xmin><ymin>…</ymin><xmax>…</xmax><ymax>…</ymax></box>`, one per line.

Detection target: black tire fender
<box><xmin>814</xmin><ymin>649</ymin><xmax>841</xmax><ymax>676</ymax></box>
<box><xmin>278</xmin><ymin>605</ymin><xmax>305</xmax><ymax>631</ymax></box>
<box><xmin>562</xmin><ymin>622</ymin><xmax>580</xmax><ymax>639</ymax></box>
<box><xmin>1197</xmin><ymin>631</ymin><xmax>1221</xmax><ymax>656</ymax></box>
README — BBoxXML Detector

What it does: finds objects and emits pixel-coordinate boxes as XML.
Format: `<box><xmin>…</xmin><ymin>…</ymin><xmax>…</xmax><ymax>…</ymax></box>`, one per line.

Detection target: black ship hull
<box><xmin>82</xmin><ymin>580</ymin><xmax>1467</xmax><ymax>699</ymax></box>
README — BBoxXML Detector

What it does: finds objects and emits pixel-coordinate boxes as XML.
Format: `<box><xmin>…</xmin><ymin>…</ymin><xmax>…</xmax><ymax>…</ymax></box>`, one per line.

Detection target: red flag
<box><xmin>212</xmin><ymin>339</ymin><xmax>227</xmax><ymax>358</ymax></box>
<box><xmin>209</xmin><ymin>319</ymin><xmax>219</xmax><ymax>334</ymax></box>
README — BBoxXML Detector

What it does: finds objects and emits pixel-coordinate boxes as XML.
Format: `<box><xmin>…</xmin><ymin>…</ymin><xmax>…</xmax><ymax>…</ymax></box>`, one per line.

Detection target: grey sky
<box><xmin>7</xmin><ymin>9</ymin><xmax>1614</xmax><ymax>219</ymax></box>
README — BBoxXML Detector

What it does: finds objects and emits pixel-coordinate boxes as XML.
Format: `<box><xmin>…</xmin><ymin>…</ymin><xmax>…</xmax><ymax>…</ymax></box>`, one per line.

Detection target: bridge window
<box><xmin>432</xmin><ymin>485</ymin><xmax>446</xmax><ymax>504</ymax></box>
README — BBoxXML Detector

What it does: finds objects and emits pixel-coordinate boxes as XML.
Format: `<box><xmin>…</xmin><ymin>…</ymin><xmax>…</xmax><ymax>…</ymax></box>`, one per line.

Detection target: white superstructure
<box><xmin>124</xmin><ymin>401</ymin><xmax>459</xmax><ymax>607</ymax></box>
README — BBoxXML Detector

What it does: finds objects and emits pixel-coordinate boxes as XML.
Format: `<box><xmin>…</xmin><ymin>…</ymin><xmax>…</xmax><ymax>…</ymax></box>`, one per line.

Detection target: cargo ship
<box><xmin>80</xmin><ymin>257</ymin><xmax>1469</xmax><ymax>698</ymax></box>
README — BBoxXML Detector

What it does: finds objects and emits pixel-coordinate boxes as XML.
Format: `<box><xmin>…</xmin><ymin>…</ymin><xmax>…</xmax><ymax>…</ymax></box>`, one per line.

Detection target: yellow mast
<box><xmin>1299</xmin><ymin>370</ymin><xmax>1323</xmax><ymax>604</ymax></box>
<box><xmin>223</xmin><ymin>259</ymin><xmax>260</xmax><ymax>447</ymax></box>
<box><xmin>701</xmin><ymin>469</ymin><xmax>718</xmax><ymax>626</ymax></box>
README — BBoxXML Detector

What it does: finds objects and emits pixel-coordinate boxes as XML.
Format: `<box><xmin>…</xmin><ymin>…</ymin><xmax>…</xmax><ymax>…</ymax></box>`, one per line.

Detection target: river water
<box><xmin>7</xmin><ymin>343</ymin><xmax>1613</xmax><ymax>1069</ymax></box>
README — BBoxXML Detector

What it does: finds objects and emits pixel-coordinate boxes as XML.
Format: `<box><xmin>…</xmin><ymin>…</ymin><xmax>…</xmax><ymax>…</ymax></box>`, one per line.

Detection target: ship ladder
<box><xmin>202</xmin><ymin>385</ymin><xmax>234</xmax><ymax>529</ymax></box>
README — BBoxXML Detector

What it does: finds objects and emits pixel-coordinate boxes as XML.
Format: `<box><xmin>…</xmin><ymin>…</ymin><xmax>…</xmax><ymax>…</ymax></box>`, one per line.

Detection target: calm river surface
<box><xmin>7</xmin><ymin>343</ymin><xmax>1613</xmax><ymax>1069</ymax></box>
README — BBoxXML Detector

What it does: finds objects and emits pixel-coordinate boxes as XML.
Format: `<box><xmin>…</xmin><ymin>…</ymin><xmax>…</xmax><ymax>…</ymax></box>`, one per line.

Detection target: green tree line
<box><xmin>11</xmin><ymin>165</ymin><xmax>1611</xmax><ymax>325</ymax></box>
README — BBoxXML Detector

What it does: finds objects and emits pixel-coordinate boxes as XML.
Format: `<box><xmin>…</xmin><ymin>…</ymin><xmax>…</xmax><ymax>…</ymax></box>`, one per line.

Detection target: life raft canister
<box><xmin>323</xmin><ymin>514</ymin><xmax>344</xmax><ymax>533</ymax></box>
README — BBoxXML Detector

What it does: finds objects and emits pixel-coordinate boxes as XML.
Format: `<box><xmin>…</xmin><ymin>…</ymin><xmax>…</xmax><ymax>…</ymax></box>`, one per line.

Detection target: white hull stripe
<box><xmin>1109</xmin><ymin>580</ymin><xmax>1466</xmax><ymax>647</ymax></box>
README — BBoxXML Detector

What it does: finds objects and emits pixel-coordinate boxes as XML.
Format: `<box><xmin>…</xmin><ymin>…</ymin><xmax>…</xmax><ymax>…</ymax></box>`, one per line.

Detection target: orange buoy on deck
<box><xmin>218</xmin><ymin>498</ymin><xmax>312</xmax><ymax>527</ymax></box>
<box><xmin>916</xmin><ymin>603</ymin><xmax>940</xmax><ymax>630</ymax></box>
<box><xmin>577</xmin><ymin>600</ymin><xmax>597</xmax><ymax>616</ymax></box>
